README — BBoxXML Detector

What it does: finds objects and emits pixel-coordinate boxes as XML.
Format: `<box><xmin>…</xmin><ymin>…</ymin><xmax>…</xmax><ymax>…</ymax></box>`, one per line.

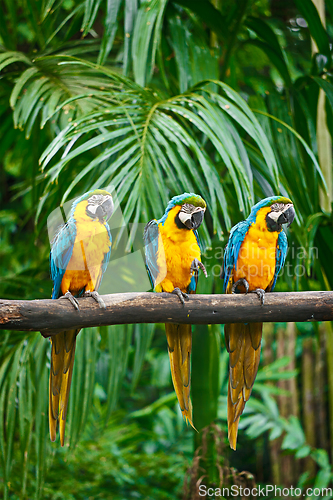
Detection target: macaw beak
<box><xmin>183</xmin><ymin>207</ymin><xmax>205</xmax><ymax>230</ymax></box>
<box><xmin>96</xmin><ymin>195</ymin><xmax>114</xmax><ymax>221</ymax></box>
<box><xmin>191</xmin><ymin>209</ymin><xmax>205</xmax><ymax>230</ymax></box>
<box><xmin>102</xmin><ymin>196</ymin><xmax>114</xmax><ymax>220</ymax></box>
<box><xmin>277</xmin><ymin>204</ymin><xmax>295</xmax><ymax>228</ymax></box>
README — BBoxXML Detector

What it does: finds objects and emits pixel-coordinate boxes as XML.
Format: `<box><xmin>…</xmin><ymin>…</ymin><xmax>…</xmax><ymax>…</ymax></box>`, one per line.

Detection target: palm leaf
<box><xmin>25</xmin><ymin>59</ymin><xmax>281</xmax><ymax>245</ymax></box>
<box><xmin>132</xmin><ymin>0</ymin><xmax>169</xmax><ymax>86</ymax></box>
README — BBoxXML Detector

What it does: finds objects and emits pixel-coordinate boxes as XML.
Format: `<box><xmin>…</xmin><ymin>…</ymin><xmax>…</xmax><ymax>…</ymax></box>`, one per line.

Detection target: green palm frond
<box><xmin>18</xmin><ymin>58</ymin><xmax>280</xmax><ymax>245</ymax></box>
<box><xmin>132</xmin><ymin>0</ymin><xmax>169</xmax><ymax>86</ymax></box>
<box><xmin>0</xmin><ymin>48</ymin><xmax>121</xmax><ymax>137</ymax></box>
<box><xmin>1</xmin><ymin>0</ymin><xmax>140</xmax><ymax>73</ymax></box>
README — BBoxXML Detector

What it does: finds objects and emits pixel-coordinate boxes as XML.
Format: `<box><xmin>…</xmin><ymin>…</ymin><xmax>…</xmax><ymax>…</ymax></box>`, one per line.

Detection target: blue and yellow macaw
<box><xmin>49</xmin><ymin>189</ymin><xmax>113</xmax><ymax>446</ymax></box>
<box><xmin>222</xmin><ymin>196</ymin><xmax>295</xmax><ymax>449</ymax></box>
<box><xmin>144</xmin><ymin>193</ymin><xmax>207</xmax><ymax>427</ymax></box>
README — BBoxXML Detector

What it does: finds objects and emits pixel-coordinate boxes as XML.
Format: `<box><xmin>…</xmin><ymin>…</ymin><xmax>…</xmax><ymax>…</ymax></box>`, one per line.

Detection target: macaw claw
<box><xmin>84</xmin><ymin>290</ymin><xmax>106</xmax><ymax>309</ymax></box>
<box><xmin>172</xmin><ymin>287</ymin><xmax>189</xmax><ymax>305</ymax></box>
<box><xmin>59</xmin><ymin>291</ymin><xmax>80</xmax><ymax>310</ymax></box>
<box><xmin>190</xmin><ymin>258</ymin><xmax>208</xmax><ymax>277</ymax></box>
<box><xmin>251</xmin><ymin>288</ymin><xmax>265</xmax><ymax>305</ymax></box>
<box><xmin>232</xmin><ymin>278</ymin><xmax>249</xmax><ymax>294</ymax></box>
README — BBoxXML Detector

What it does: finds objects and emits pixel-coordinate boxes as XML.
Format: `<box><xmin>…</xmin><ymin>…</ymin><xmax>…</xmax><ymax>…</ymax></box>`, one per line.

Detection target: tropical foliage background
<box><xmin>1</xmin><ymin>0</ymin><xmax>333</xmax><ymax>498</ymax></box>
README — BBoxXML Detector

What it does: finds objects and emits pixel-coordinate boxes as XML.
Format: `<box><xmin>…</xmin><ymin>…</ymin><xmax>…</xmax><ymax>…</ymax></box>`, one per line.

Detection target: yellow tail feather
<box><xmin>49</xmin><ymin>329</ymin><xmax>79</xmax><ymax>446</ymax></box>
<box><xmin>165</xmin><ymin>323</ymin><xmax>195</xmax><ymax>429</ymax></box>
<box><xmin>225</xmin><ymin>322</ymin><xmax>262</xmax><ymax>450</ymax></box>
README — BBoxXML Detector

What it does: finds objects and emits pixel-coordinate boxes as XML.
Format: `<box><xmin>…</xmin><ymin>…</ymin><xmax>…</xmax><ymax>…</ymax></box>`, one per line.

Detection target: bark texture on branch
<box><xmin>0</xmin><ymin>291</ymin><xmax>332</xmax><ymax>337</ymax></box>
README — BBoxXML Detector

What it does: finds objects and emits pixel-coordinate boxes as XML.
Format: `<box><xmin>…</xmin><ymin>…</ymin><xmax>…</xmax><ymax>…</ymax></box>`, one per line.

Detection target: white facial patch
<box><xmin>87</xmin><ymin>194</ymin><xmax>113</xmax><ymax>218</ymax></box>
<box><xmin>267</xmin><ymin>210</ymin><xmax>281</xmax><ymax>222</ymax></box>
<box><xmin>87</xmin><ymin>204</ymin><xmax>98</xmax><ymax>214</ymax></box>
<box><xmin>178</xmin><ymin>211</ymin><xmax>191</xmax><ymax>224</ymax></box>
<box><xmin>268</xmin><ymin>203</ymin><xmax>293</xmax><ymax>221</ymax></box>
<box><xmin>178</xmin><ymin>204</ymin><xmax>205</xmax><ymax>225</ymax></box>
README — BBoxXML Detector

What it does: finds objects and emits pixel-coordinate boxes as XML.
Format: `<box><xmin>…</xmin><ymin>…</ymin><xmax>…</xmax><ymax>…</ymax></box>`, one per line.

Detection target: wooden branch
<box><xmin>0</xmin><ymin>291</ymin><xmax>332</xmax><ymax>337</ymax></box>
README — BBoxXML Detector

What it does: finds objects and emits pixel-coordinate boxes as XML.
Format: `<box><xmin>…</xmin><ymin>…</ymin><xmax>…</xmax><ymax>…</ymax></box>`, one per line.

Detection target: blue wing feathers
<box><xmin>144</xmin><ymin>219</ymin><xmax>160</xmax><ymax>289</ymax></box>
<box><xmin>187</xmin><ymin>275</ymin><xmax>197</xmax><ymax>293</ymax></box>
<box><xmin>50</xmin><ymin>218</ymin><xmax>77</xmax><ymax>299</ymax></box>
<box><xmin>222</xmin><ymin>220</ymin><xmax>250</xmax><ymax>292</ymax></box>
<box><xmin>50</xmin><ymin>216</ymin><xmax>112</xmax><ymax>299</ymax></box>
<box><xmin>193</xmin><ymin>229</ymin><xmax>202</xmax><ymax>252</ymax></box>
<box><xmin>271</xmin><ymin>230</ymin><xmax>287</xmax><ymax>291</ymax></box>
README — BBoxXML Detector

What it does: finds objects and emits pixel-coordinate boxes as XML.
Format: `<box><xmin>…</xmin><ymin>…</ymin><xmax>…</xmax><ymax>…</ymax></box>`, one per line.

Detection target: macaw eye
<box><xmin>89</xmin><ymin>194</ymin><xmax>102</xmax><ymax>204</ymax></box>
<box><xmin>181</xmin><ymin>203</ymin><xmax>198</xmax><ymax>214</ymax></box>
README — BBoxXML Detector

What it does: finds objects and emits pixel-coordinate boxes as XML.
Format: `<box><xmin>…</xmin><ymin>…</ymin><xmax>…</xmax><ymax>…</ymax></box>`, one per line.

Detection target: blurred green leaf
<box><xmin>246</xmin><ymin>17</ymin><xmax>291</xmax><ymax>86</ymax></box>
<box><xmin>294</xmin><ymin>0</ymin><xmax>331</xmax><ymax>58</ymax></box>
<box><xmin>132</xmin><ymin>0</ymin><xmax>169</xmax><ymax>86</ymax></box>
<box><xmin>98</xmin><ymin>0</ymin><xmax>122</xmax><ymax>65</ymax></box>
<box><xmin>282</xmin><ymin>416</ymin><xmax>306</xmax><ymax>450</ymax></box>
<box><xmin>311</xmin><ymin>448</ymin><xmax>331</xmax><ymax>469</ymax></box>
<box><xmin>173</xmin><ymin>0</ymin><xmax>227</xmax><ymax>42</ymax></box>
<box><xmin>295</xmin><ymin>445</ymin><xmax>312</xmax><ymax>459</ymax></box>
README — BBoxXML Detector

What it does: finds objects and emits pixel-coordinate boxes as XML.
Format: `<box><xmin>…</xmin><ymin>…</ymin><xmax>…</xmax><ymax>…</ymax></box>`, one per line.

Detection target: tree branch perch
<box><xmin>0</xmin><ymin>291</ymin><xmax>332</xmax><ymax>337</ymax></box>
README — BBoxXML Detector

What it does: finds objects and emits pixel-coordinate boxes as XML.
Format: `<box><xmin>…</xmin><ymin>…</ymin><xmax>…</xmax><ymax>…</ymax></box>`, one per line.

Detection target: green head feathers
<box><xmin>249</xmin><ymin>196</ymin><xmax>292</xmax><ymax>218</ymax></box>
<box><xmin>175</xmin><ymin>193</ymin><xmax>207</xmax><ymax>209</ymax></box>
<box><xmin>160</xmin><ymin>192</ymin><xmax>206</xmax><ymax>228</ymax></box>
<box><xmin>71</xmin><ymin>189</ymin><xmax>114</xmax><ymax>221</ymax></box>
<box><xmin>248</xmin><ymin>195</ymin><xmax>295</xmax><ymax>231</ymax></box>
<box><xmin>167</xmin><ymin>192</ymin><xmax>206</xmax><ymax>210</ymax></box>
<box><xmin>77</xmin><ymin>189</ymin><xmax>111</xmax><ymax>201</ymax></box>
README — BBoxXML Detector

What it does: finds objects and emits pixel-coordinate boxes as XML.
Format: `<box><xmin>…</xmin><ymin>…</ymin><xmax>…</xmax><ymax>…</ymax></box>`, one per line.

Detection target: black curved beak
<box><xmin>96</xmin><ymin>197</ymin><xmax>114</xmax><ymax>221</ymax></box>
<box><xmin>277</xmin><ymin>204</ymin><xmax>295</xmax><ymax>228</ymax></box>
<box><xmin>102</xmin><ymin>197</ymin><xmax>114</xmax><ymax>220</ymax></box>
<box><xmin>186</xmin><ymin>209</ymin><xmax>204</xmax><ymax>230</ymax></box>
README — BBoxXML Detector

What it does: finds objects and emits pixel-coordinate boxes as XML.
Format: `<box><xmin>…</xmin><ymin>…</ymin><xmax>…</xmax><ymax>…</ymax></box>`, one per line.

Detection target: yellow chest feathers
<box><xmin>234</xmin><ymin>207</ymin><xmax>280</xmax><ymax>291</ymax></box>
<box><xmin>156</xmin><ymin>206</ymin><xmax>201</xmax><ymax>293</ymax></box>
<box><xmin>66</xmin><ymin>200</ymin><xmax>111</xmax><ymax>272</ymax></box>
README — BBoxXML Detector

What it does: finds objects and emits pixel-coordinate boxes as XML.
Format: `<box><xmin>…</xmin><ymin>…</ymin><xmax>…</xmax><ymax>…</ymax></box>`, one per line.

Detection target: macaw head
<box><xmin>73</xmin><ymin>189</ymin><xmax>114</xmax><ymax>222</ymax></box>
<box><xmin>250</xmin><ymin>196</ymin><xmax>295</xmax><ymax>232</ymax></box>
<box><xmin>163</xmin><ymin>192</ymin><xmax>206</xmax><ymax>230</ymax></box>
